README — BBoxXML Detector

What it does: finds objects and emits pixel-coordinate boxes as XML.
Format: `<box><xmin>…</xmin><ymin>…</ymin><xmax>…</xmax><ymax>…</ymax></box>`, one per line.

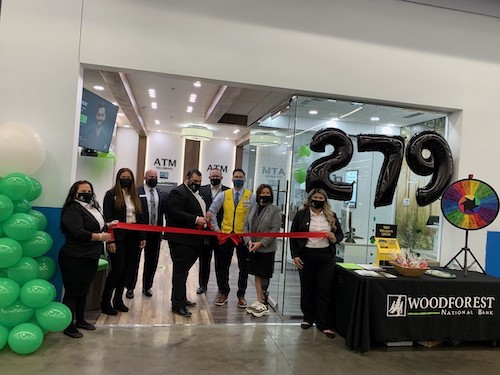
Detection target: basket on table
<box><xmin>389</xmin><ymin>260</ymin><xmax>428</xmax><ymax>277</ymax></box>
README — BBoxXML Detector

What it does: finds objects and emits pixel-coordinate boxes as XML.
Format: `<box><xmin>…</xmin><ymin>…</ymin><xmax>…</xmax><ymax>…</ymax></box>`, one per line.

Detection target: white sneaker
<box><xmin>251</xmin><ymin>302</ymin><xmax>270</xmax><ymax>318</ymax></box>
<box><xmin>246</xmin><ymin>301</ymin><xmax>261</xmax><ymax>314</ymax></box>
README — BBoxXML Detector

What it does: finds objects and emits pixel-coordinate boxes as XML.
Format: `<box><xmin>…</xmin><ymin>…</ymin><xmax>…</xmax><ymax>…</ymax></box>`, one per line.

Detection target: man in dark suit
<box><xmin>196</xmin><ymin>168</ymin><xmax>229</xmax><ymax>294</ymax></box>
<box><xmin>166</xmin><ymin>169</ymin><xmax>211</xmax><ymax>317</ymax></box>
<box><xmin>126</xmin><ymin>169</ymin><xmax>167</xmax><ymax>298</ymax></box>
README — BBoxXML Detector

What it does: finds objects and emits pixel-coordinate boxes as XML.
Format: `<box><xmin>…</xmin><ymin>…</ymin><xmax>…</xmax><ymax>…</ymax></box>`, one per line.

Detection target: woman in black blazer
<box><xmin>59</xmin><ymin>180</ymin><xmax>112</xmax><ymax>338</ymax></box>
<box><xmin>290</xmin><ymin>188</ymin><xmax>344</xmax><ymax>339</ymax></box>
<box><xmin>100</xmin><ymin>168</ymin><xmax>146</xmax><ymax>315</ymax></box>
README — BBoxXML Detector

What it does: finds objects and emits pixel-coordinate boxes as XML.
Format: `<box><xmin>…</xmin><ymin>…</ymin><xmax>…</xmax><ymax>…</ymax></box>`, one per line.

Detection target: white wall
<box><xmin>146</xmin><ymin>132</ymin><xmax>185</xmax><ymax>185</ymax></box>
<box><xmin>114</xmin><ymin>128</ymin><xmax>140</xmax><ymax>181</ymax></box>
<box><xmin>199</xmin><ymin>139</ymin><xmax>235</xmax><ymax>185</ymax></box>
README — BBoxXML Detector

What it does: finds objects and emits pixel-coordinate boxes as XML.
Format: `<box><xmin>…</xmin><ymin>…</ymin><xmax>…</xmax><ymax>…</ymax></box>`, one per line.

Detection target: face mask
<box><xmin>146</xmin><ymin>178</ymin><xmax>157</xmax><ymax>188</ymax></box>
<box><xmin>76</xmin><ymin>192</ymin><xmax>93</xmax><ymax>204</ymax></box>
<box><xmin>311</xmin><ymin>199</ymin><xmax>325</xmax><ymax>209</ymax></box>
<box><xmin>233</xmin><ymin>179</ymin><xmax>244</xmax><ymax>188</ymax></box>
<box><xmin>258</xmin><ymin>195</ymin><xmax>273</xmax><ymax>204</ymax></box>
<box><xmin>190</xmin><ymin>183</ymin><xmax>201</xmax><ymax>193</ymax></box>
<box><xmin>120</xmin><ymin>178</ymin><xmax>132</xmax><ymax>188</ymax></box>
<box><xmin>210</xmin><ymin>178</ymin><xmax>221</xmax><ymax>186</ymax></box>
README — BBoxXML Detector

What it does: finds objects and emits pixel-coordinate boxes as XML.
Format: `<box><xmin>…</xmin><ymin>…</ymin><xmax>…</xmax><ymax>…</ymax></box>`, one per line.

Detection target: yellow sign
<box><xmin>375</xmin><ymin>237</ymin><xmax>400</xmax><ymax>265</ymax></box>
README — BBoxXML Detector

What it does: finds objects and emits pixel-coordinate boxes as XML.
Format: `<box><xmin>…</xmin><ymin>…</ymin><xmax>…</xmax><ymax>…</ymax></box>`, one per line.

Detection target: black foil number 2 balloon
<box><xmin>305</xmin><ymin>128</ymin><xmax>453</xmax><ymax>207</ymax></box>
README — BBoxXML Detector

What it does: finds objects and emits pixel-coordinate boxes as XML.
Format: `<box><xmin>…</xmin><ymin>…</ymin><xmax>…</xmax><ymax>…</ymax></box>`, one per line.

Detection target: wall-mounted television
<box><xmin>78</xmin><ymin>88</ymin><xmax>118</xmax><ymax>153</ymax></box>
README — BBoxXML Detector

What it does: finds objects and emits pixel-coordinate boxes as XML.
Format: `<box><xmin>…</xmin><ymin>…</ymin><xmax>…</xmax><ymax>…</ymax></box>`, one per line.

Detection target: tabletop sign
<box><xmin>375</xmin><ymin>224</ymin><xmax>397</xmax><ymax>238</ymax></box>
<box><xmin>374</xmin><ymin>237</ymin><xmax>401</xmax><ymax>266</ymax></box>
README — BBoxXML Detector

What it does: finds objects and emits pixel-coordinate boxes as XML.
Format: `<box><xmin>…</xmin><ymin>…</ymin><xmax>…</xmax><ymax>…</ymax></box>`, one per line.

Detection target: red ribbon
<box><xmin>110</xmin><ymin>222</ymin><xmax>326</xmax><ymax>245</ymax></box>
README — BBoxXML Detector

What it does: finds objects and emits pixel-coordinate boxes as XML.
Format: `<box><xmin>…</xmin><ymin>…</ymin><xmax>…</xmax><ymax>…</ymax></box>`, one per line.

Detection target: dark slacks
<box><xmin>126</xmin><ymin>231</ymin><xmax>162</xmax><ymax>291</ymax></box>
<box><xmin>298</xmin><ymin>247</ymin><xmax>336</xmax><ymax>331</ymax></box>
<box><xmin>169</xmin><ymin>241</ymin><xmax>200</xmax><ymax>309</ymax></box>
<box><xmin>198</xmin><ymin>237</ymin><xmax>219</xmax><ymax>289</ymax></box>
<box><xmin>215</xmin><ymin>239</ymin><xmax>249</xmax><ymax>297</ymax></box>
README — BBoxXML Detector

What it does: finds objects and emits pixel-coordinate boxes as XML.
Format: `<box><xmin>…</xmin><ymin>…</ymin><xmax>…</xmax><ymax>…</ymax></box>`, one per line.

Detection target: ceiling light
<box><xmin>112</xmin><ymin>102</ymin><xmax>118</xmax><ymax>106</ymax></box>
<box><xmin>148</xmin><ymin>89</ymin><xmax>156</xmax><ymax>98</ymax></box>
<box><xmin>339</xmin><ymin>106</ymin><xmax>363</xmax><ymax>119</ymax></box>
<box><xmin>233</xmin><ymin>129</ymin><xmax>240</xmax><ymax>134</ymax></box>
<box><xmin>250</xmin><ymin>133</ymin><xmax>281</xmax><ymax>147</ymax></box>
<box><xmin>181</xmin><ymin>125</ymin><xmax>213</xmax><ymax>141</ymax></box>
<box><xmin>309</xmin><ymin>110</ymin><xmax>318</xmax><ymax>115</ymax></box>
<box><xmin>117</xmin><ymin>112</ymin><xmax>124</xmax><ymax>117</ymax></box>
<box><xmin>93</xmin><ymin>85</ymin><xmax>104</xmax><ymax>91</ymax></box>
<box><xmin>186</xmin><ymin>106</ymin><xmax>193</xmax><ymax>113</ymax></box>
<box><xmin>371</xmin><ymin>116</ymin><xmax>380</xmax><ymax>121</ymax></box>
<box><xmin>155</xmin><ymin>120</ymin><xmax>160</xmax><ymax>125</ymax></box>
<box><xmin>189</xmin><ymin>94</ymin><xmax>197</xmax><ymax>103</ymax></box>
<box><xmin>123</xmin><ymin>124</ymin><xmax>131</xmax><ymax>128</ymax></box>
<box><xmin>193</xmin><ymin>81</ymin><xmax>202</xmax><ymax>88</ymax></box>
<box><xmin>151</xmin><ymin>102</ymin><xmax>157</xmax><ymax>109</ymax></box>
<box><xmin>331</xmin><ymin>117</ymin><xmax>340</xmax><ymax>121</ymax></box>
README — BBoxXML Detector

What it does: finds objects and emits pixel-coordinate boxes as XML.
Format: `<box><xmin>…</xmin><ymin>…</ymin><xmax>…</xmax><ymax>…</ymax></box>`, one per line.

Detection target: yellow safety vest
<box><xmin>221</xmin><ymin>188</ymin><xmax>252</xmax><ymax>234</ymax></box>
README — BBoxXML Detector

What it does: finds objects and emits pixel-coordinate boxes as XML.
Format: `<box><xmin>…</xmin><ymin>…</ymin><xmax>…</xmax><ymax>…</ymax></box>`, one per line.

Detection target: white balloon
<box><xmin>0</xmin><ymin>122</ymin><xmax>46</xmax><ymax>176</ymax></box>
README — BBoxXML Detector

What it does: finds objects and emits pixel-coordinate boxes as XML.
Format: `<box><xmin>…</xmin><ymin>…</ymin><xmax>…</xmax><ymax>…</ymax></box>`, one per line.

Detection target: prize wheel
<box><xmin>441</xmin><ymin>178</ymin><xmax>499</xmax><ymax>230</ymax></box>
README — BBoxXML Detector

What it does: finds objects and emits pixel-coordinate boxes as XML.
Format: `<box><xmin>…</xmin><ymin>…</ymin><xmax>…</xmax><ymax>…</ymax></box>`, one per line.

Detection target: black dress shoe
<box><xmin>143</xmin><ymin>288</ymin><xmax>153</xmax><ymax>297</ymax></box>
<box><xmin>113</xmin><ymin>301</ymin><xmax>129</xmax><ymax>312</ymax></box>
<box><xmin>172</xmin><ymin>307</ymin><xmax>192</xmax><ymax>317</ymax></box>
<box><xmin>126</xmin><ymin>289</ymin><xmax>134</xmax><ymax>299</ymax></box>
<box><xmin>196</xmin><ymin>286</ymin><xmax>206</xmax><ymax>294</ymax></box>
<box><xmin>64</xmin><ymin>328</ymin><xmax>83</xmax><ymax>338</ymax></box>
<box><xmin>101</xmin><ymin>303</ymin><xmax>118</xmax><ymax>316</ymax></box>
<box><xmin>185</xmin><ymin>300</ymin><xmax>197</xmax><ymax>307</ymax></box>
<box><xmin>75</xmin><ymin>321</ymin><xmax>96</xmax><ymax>331</ymax></box>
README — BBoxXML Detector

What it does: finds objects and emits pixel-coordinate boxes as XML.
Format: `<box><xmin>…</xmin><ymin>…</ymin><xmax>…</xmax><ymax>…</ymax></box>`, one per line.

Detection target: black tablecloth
<box><xmin>334</xmin><ymin>266</ymin><xmax>500</xmax><ymax>352</ymax></box>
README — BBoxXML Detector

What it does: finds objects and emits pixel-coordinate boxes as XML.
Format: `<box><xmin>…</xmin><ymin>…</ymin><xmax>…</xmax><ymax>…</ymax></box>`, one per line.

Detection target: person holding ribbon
<box><xmin>100</xmin><ymin>168</ymin><xmax>147</xmax><ymax>315</ymax></box>
<box><xmin>59</xmin><ymin>180</ymin><xmax>112</xmax><ymax>338</ymax></box>
<box><xmin>243</xmin><ymin>184</ymin><xmax>281</xmax><ymax>318</ymax></box>
<box><xmin>290</xmin><ymin>188</ymin><xmax>343</xmax><ymax>339</ymax></box>
<box><xmin>126</xmin><ymin>169</ymin><xmax>168</xmax><ymax>299</ymax></box>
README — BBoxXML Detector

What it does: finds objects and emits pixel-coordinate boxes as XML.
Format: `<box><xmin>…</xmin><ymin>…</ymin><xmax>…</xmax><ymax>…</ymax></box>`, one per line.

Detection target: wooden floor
<box><xmin>87</xmin><ymin>241</ymin><xmax>301</xmax><ymax>326</ymax></box>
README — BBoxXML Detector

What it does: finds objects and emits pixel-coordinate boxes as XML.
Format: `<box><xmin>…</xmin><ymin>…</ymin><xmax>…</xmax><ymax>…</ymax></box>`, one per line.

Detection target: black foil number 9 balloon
<box><xmin>405</xmin><ymin>131</ymin><xmax>453</xmax><ymax>206</ymax></box>
<box><xmin>305</xmin><ymin>129</ymin><xmax>453</xmax><ymax>207</ymax></box>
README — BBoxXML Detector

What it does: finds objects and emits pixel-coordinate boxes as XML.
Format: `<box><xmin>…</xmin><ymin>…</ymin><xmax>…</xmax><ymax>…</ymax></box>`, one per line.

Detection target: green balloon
<box><xmin>0</xmin><ymin>237</ymin><xmax>23</xmax><ymax>268</ymax></box>
<box><xmin>13</xmin><ymin>199</ymin><xmax>31</xmax><ymax>214</ymax></box>
<box><xmin>3</xmin><ymin>213</ymin><xmax>37</xmax><ymax>241</ymax></box>
<box><xmin>35</xmin><ymin>302</ymin><xmax>72</xmax><ymax>332</ymax></box>
<box><xmin>294</xmin><ymin>168</ymin><xmax>307</xmax><ymax>184</ymax></box>
<box><xmin>28</xmin><ymin>317</ymin><xmax>48</xmax><ymax>335</ymax></box>
<box><xmin>0</xmin><ymin>323</ymin><xmax>9</xmax><ymax>350</ymax></box>
<box><xmin>0</xmin><ymin>299</ymin><xmax>34</xmax><ymax>328</ymax></box>
<box><xmin>0</xmin><ymin>194</ymin><xmax>14</xmax><ymax>221</ymax></box>
<box><xmin>26</xmin><ymin>177</ymin><xmax>43</xmax><ymax>202</ymax></box>
<box><xmin>8</xmin><ymin>323</ymin><xmax>44</xmax><ymax>355</ymax></box>
<box><xmin>7</xmin><ymin>257</ymin><xmax>39</xmax><ymax>286</ymax></box>
<box><xmin>20</xmin><ymin>231</ymin><xmax>53</xmax><ymax>258</ymax></box>
<box><xmin>0</xmin><ymin>268</ymin><xmax>8</xmax><ymax>278</ymax></box>
<box><xmin>297</xmin><ymin>144</ymin><xmax>311</xmax><ymax>158</ymax></box>
<box><xmin>0</xmin><ymin>278</ymin><xmax>21</xmax><ymax>308</ymax></box>
<box><xmin>34</xmin><ymin>256</ymin><xmax>56</xmax><ymax>281</ymax></box>
<box><xmin>28</xmin><ymin>209</ymin><xmax>48</xmax><ymax>231</ymax></box>
<box><xmin>20</xmin><ymin>279</ymin><xmax>56</xmax><ymax>308</ymax></box>
<box><xmin>0</xmin><ymin>173</ymin><xmax>32</xmax><ymax>201</ymax></box>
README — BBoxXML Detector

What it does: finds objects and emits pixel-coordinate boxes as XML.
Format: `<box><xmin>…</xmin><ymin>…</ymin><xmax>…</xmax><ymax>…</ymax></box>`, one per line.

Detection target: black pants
<box><xmin>298</xmin><ymin>247</ymin><xmax>336</xmax><ymax>331</ymax></box>
<box><xmin>169</xmin><ymin>241</ymin><xmax>200</xmax><ymax>309</ymax></box>
<box><xmin>215</xmin><ymin>239</ymin><xmax>249</xmax><ymax>297</ymax></box>
<box><xmin>127</xmin><ymin>231</ymin><xmax>162</xmax><ymax>291</ymax></box>
<box><xmin>198</xmin><ymin>237</ymin><xmax>219</xmax><ymax>289</ymax></box>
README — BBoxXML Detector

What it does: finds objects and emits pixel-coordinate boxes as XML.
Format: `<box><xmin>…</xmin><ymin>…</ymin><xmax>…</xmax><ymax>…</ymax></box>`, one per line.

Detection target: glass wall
<box><xmin>242</xmin><ymin>95</ymin><xmax>448</xmax><ymax>317</ymax></box>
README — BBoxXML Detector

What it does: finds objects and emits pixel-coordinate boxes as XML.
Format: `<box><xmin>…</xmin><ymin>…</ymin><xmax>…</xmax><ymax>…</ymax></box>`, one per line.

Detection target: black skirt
<box><xmin>58</xmin><ymin>252</ymin><xmax>99</xmax><ymax>297</ymax></box>
<box><xmin>248</xmin><ymin>251</ymin><xmax>275</xmax><ymax>279</ymax></box>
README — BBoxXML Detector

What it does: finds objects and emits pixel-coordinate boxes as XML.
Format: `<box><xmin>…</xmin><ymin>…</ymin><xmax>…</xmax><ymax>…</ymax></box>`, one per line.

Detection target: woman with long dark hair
<box><xmin>100</xmin><ymin>168</ymin><xmax>147</xmax><ymax>315</ymax></box>
<box><xmin>59</xmin><ymin>180</ymin><xmax>112</xmax><ymax>338</ymax></box>
<box><xmin>290</xmin><ymin>188</ymin><xmax>343</xmax><ymax>339</ymax></box>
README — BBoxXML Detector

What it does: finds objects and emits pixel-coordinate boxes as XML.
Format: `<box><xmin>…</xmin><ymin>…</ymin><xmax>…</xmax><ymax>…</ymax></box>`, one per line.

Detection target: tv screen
<box><xmin>78</xmin><ymin>88</ymin><xmax>118</xmax><ymax>153</ymax></box>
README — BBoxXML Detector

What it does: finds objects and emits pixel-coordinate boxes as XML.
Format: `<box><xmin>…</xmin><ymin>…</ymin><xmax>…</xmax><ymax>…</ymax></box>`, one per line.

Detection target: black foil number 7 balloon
<box><xmin>305</xmin><ymin>128</ymin><xmax>453</xmax><ymax>207</ymax></box>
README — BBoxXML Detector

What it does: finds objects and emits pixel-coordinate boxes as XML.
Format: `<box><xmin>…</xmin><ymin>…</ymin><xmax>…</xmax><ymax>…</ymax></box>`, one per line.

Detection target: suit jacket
<box><xmin>290</xmin><ymin>208</ymin><xmax>344</xmax><ymax>258</ymax></box>
<box><xmin>137</xmin><ymin>185</ymin><xmax>168</xmax><ymax>228</ymax></box>
<box><xmin>60</xmin><ymin>202</ymin><xmax>104</xmax><ymax>260</ymax></box>
<box><xmin>166</xmin><ymin>184</ymin><xmax>207</xmax><ymax>246</ymax></box>
<box><xmin>103</xmin><ymin>188</ymin><xmax>147</xmax><ymax>242</ymax></box>
<box><xmin>199</xmin><ymin>184</ymin><xmax>229</xmax><ymax>227</ymax></box>
<box><xmin>243</xmin><ymin>204</ymin><xmax>282</xmax><ymax>253</ymax></box>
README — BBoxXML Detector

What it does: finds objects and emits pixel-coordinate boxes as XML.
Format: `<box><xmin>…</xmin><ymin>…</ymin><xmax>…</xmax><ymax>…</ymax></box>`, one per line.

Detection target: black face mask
<box><xmin>311</xmin><ymin>200</ymin><xmax>325</xmax><ymax>209</ymax></box>
<box><xmin>210</xmin><ymin>178</ymin><xmax>221</xmax><ymax>186</ymax></box>
<box><xmin>76</xmin><ymin>192</ymin><xmax>93</xmax><ymax>204</ymax></box>
<box><xmin>190</xmin><ymin>183</ymin><xmax>201</xmax><ymax>193</ymax></box>
<box><xmin>258</xmin><ymin>195</ymin><xmax>273</xmax><ymax>205</ymax></box>
<box><xmin>146</xmin><ymin>179</ymin><xmax>157</xmax><ymax>188</ymax></box>
<box><xmin>120</xmin><ymin>178</ymin><xmax>132</xmax><ymax>188</ymax></box>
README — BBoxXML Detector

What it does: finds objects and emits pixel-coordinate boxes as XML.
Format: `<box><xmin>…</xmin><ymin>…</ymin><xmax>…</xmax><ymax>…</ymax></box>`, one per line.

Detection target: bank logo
<box><xmin>387</xmin><ymin>294</ymin><xmax>407</xmax><ymax>317</ymax></box>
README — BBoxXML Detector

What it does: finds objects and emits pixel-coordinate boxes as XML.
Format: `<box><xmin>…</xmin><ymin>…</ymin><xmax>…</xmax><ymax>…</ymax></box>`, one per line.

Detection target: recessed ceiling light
<box><xmin>148</xmin><ymin>89</ymin><xmax>156</xmax><ymax>98</ymax></box>
<box><xmin>309</xmin><ymin>110</ymin><xmax>318</xmax><ymax>115</ymax></box>
<box><xmin>155</xmin><ymin>120</ymin><xmax>160</xmax><ymax>125</ymax></box>
<box><xmin>233</xmin><ymin>129</ymin><xmax>240</xmax><ymax>134</ymax></box>
<box><xmin>112</xmin><ymin>102</ymin><xmax>118</xmax><ymax>106</ymax></box>
<box><xmin>151</xmin><ymin>102</ymin><xmax>157</xmax><ymax>109</ymax></box>
<box><xmin>331</xmin><ymin>117</ymin><xmax>340</xmax><ymax>121</ymax></box>
<box><xmin>186</xmin><ymin>106</ymin><xmax>193</xmax><ymax>113</ymax></box>
<box><xmin>93</xmin><ymin>85</ymin><xmax>105</xmax><ymax>91</ymax></box>
<box><xmin>189</xmin><ymin>94</ymin><xmax>197</xmax><ymax>103</ymax></box>
<box><xmin>371</xmin><ymin>117</ymin><xmax>380</xmax><ymax>121</ymax></box>
<box><xmin>387</xmin><ymin>123</ymin><xmax>396</xmax><ymax>127</ymax></box>
<box><xmin>193</xmin><ymin>81</ymin><xmax>202</xmax><ymax>88</ymax></box>
<box><xmin>123</xmin><ymin>124</ymin><xmax>131</xmax><ymax>128</ymax></box>
<box><xmin>117</xmin><ymin>113</ymin><xmax>124</xmax><ymax>117</ymax></box>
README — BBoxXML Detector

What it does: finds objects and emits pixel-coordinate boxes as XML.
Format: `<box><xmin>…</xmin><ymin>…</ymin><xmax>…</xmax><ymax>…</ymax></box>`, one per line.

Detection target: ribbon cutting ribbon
<box><xmin>110</xmin><ymin>222</ymin><xmax>326</xmax><ymax>245</ymax></box>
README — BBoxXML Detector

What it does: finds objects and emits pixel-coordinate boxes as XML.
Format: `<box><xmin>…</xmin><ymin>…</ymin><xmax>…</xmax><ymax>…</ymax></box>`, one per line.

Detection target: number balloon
<box><xmin>405</xmin><ymin>131</ymin><xmax>453</xmax><ymax>206</ymax></box>
<box><xmin>306</xmin><ymin>128</ymin><xmax>354</xmax><ymax>200</ymax></box>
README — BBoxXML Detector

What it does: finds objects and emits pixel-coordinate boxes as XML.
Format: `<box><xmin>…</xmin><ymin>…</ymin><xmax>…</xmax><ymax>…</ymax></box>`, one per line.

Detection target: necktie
<box><xmin>234</xmin><ymin>191</ymin><xmax>240</xmax><ymax>206</ymax></box>
<box><xmin>150</xmin><ymin>188</ymin><xmax>157</xmax><ymax>225</ymax></box>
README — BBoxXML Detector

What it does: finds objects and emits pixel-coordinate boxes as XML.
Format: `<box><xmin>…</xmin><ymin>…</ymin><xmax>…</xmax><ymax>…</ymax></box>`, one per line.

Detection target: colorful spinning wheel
<box><xmin>441</xmin><ymin>178</ymin><xmax>499</xmax><ymax>230</ymax></box>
